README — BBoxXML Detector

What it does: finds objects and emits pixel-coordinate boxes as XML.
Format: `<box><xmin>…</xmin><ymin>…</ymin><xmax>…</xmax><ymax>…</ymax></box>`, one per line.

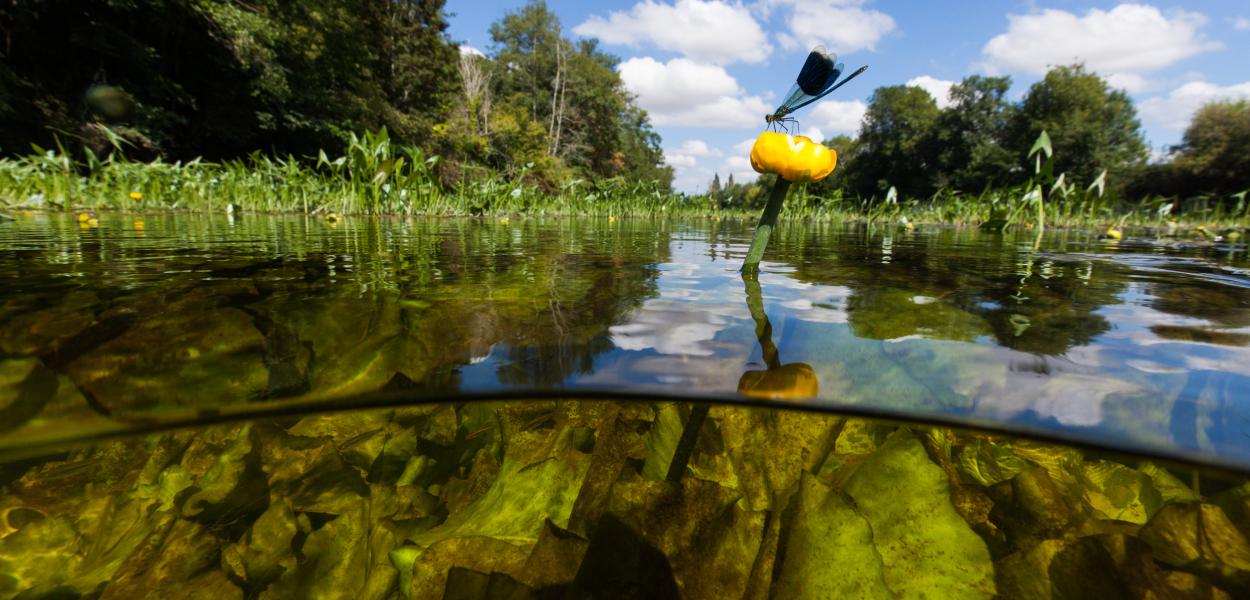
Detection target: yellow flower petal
<box><xmin>750</xmin><ymin>131</ymin><xmax>837</xmax><ymax>183</ymax></box>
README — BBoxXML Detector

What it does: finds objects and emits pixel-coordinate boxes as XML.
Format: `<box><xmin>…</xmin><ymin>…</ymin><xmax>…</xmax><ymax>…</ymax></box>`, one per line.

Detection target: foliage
<box><xmin>930</xmin><ymin>76</ymin><xmax>1018</xmax><ymax>192</ymax></box>
<box><xmin>1171</xmin><ymin>100</ymin><xmax>1250</xmax><ymax>198</ymax></box>
<box><xmin>842</xmin><ymin>85</ymin><xmax>941</xmax><ymax>199</ymax></box>
<box><xmin>0</xmin><ymin>0</ymin><xmax>670</xmax><ymax>193</ymax></box>
<box><xmin>2</xmin><ymin>400</ymin><xmax>1247</xmax><ymax>598</ymax></box>
<box><xmin>0</xmin><ymin>0</ymin><xmax>461</xmax><ymax>159</ymax></box>
<box><xmin>1007</xmin><ymin>64</ymin><xmax>1148</xmax><ymax>189</ymax></box>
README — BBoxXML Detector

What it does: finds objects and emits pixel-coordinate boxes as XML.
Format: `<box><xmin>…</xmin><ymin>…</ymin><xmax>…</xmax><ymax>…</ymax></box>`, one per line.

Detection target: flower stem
<box><xmin>741</xmin><ymin>178</ymin><xmax>791</xmax><ymax>273</ymax></box>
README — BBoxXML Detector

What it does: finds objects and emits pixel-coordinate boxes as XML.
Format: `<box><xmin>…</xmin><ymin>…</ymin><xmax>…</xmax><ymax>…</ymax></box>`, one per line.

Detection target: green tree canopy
<box><xmin>844</xmin><ymin>85</ymin><xmax>940</xmax><ymax>199</ymax></box>
<box><xmin>1171</xmin><ymin>99</ymin><xmax>1250</xmax><ymax>197</ymax></box>
<box><xmin>1008</xmin><ymin>64</ymin><xmax>1147</xmax><ymax>187</ymax></box>
<box><xmin>929</xmin><ymin>76</ymin><xmax>1017</xmax><ymax>193</ymax></box>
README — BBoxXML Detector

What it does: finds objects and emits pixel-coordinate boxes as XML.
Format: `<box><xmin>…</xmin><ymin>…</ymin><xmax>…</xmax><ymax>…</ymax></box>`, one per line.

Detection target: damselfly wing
<box><xmin>766</xmin><ymin>46</ymin><xmax>867</xmax><ymax>132</ymax></box>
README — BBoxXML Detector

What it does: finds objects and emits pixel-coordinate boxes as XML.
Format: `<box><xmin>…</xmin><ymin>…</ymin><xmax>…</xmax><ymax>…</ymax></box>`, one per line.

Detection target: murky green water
<box><xmin>3</xmin><ymin>213</ymin><xmax>1250</xmax><ymax>597</ymax></box>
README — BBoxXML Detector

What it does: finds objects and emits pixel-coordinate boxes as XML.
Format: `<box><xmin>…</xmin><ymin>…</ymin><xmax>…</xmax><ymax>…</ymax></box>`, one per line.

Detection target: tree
<box><xmin>484</xmin><ymin>0</ymin><xmax>669</xmax><ymax>187</ymax></box>
<box><xmin>930</xmin><ymin>76</ymin><xmax>1017</xmax><ymax>192</ymax></box>
<box><xmin>1171</xmin><ymin>99</ymin><xmax>1250</xmax><ymax>197</ymax></box>
<box><xmin>0</xmin><ymin>0</ymin><xmax>460</xmax><ymax>158</ymax></box>
<box><xmin>844</xmin><ymin>85</ymin><xmax>940</xmax><ymax>199</ymax></box>
<box><xmin>1008</xmin><ymin>64</ymin><xmax>1147</xmax><ymax>187</ymax></box>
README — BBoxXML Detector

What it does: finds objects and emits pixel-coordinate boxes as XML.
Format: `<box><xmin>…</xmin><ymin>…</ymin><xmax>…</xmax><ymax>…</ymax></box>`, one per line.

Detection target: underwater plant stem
<box><xmin>665</xmin><ymin>404</ymin><xmax>710</xmax><ymax>484</ymax></box>
<box><xmin>741</xmin><ymin>179</ymin><xmax>792</xmax><ymax>273</ymax></box>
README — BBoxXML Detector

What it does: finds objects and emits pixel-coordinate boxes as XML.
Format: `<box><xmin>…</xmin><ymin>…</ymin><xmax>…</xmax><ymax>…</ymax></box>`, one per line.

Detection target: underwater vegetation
<box><xmin>3</xmin><ymin>402</ymin><xmax>1250</xmax><ymax>599</ymax></box>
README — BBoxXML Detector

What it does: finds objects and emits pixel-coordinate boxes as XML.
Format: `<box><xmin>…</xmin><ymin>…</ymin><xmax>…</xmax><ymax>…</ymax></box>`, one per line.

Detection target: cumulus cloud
<box><xmin>574</xmin><ymin>0</ymin><xmax>770</xmax><ymax>64</ymax></box>
<box><xmin>1235</xmin><ymin>17</ymin><xmax>1250</xmax><ymax>31</ymax></box>
<box><xmin>459</xmin><ymin>45</ymin><xmax>484</xmax><ymax>57</ymax></box>
<box><xmin>764</xmin><ymin>0</ymin><xmax>896</xmax><ymax>54</ymax></box>
<box><xmin>805</xmin><ymin>99</ymin><xmax>867</xmax><ymax>134</ymax></box>
<box><xmin>1139</xmin><ymin>80</ymin><xmax>1250</xmax><ymax>131</ymax></box>
<box><xmin>906</xmin><ymin>76</ymin><xmax>955</xmax><ymax>109</ymax></box>
<box><xmin>1104</xmin><ymin>73</ymin><xmax>1153</xmax><ymax>93</ymax></box>
<box><xmin>665</xmin><ymin>139</ymin><xmax>722</xmax><ymax>170</ymax></box>
<box><xmin>617</xmin><ymin>57</ymin><xmax>772</xmax><ymax>127</ymax></box>
<box><xmin>981</xmin><ymin>4</ymin><xmax>1219</xmax><ymax>86</ymax></box>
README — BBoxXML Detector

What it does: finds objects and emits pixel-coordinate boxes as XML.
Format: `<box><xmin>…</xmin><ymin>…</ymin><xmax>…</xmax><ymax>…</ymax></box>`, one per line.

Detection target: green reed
<box><xmin>1</xmin><ymin>129</ymin><xmax>1246</xmax><ymax>230</ymax></box>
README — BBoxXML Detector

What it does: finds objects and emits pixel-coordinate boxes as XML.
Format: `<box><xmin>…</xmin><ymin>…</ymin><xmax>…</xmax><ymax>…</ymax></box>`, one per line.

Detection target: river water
<box><xmin>2</xmin><ymin>212</ymin><xmax>1250</xmax><ymax>597</ymax></box>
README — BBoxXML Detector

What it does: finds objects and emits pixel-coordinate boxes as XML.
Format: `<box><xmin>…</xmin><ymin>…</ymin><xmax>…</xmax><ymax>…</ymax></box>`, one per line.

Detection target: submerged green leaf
<box><xmin>844</xmin><ymin>431</ymin><xmax>996</xmax><ymax>598</ymax></box>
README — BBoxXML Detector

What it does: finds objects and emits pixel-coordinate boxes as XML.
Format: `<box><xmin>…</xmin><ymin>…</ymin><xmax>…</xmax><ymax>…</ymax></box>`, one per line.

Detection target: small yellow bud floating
<box><xmin>128</xmin><ymin>191</ymin><xmax>143</xmax><ymax>200</ymax></box>
<box><xmin>749</xmin><ymin>132</ymin><xmax>837</xmax><ymax>183</ymax></box>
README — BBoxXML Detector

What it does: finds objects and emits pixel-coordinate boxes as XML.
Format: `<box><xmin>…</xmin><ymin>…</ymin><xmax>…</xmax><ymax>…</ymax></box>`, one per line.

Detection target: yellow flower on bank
<box><xmin>324</xmin><ymin>212</ymin><xmax>340</xmax><ymax>224</ymax></box>
<box><xmin>129</xmin><ymin>191</ymin><xmax>143</xmax><ymax>200</ymax></box>
<box><xmin>750</xmin><ymin>132</ymin><xmax>837</xmax><ymax>183</ymax></box>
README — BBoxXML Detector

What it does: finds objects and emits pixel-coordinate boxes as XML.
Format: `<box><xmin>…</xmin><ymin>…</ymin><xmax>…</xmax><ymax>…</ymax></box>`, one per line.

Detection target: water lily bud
<box><xmin>750</xmin><ymin>132</ymin><xmax>837</xmax><ymax>183</ymax></box>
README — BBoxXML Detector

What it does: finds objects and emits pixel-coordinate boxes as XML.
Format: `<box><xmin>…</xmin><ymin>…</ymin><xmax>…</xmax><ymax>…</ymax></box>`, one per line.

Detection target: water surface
<box><xmin>2</xmin><ymin>213</ymin><xmax>1249</xmax><ymax>467</ymax></box>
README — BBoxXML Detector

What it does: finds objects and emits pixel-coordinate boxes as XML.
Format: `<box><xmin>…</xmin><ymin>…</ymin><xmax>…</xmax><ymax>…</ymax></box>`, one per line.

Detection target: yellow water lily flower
<box><xmin>1102</xmin><ymin>227</ymin><xmax>1122</xmax><ymax>241</ymax></box>
<box><xmin>133</xmin><ymin>219</ymin><xmax>145</xmax><ymax>230</ymax></box>
<box><xmin>76</xmin><ymin>211</ymin><xmax>94</xmax><ymax>223</ymax></box>
<box><xmin>128</xmin><ymin>191</ymin><xmax>143</xmax><ymax>200</ymax></box>
<box><xmin>324</xmin><ymin>212</ymin><xmax>340</xmax><ymax>224</ymax></box>
<box><xmin>749</xmin><ymin>132</ymin><xmax>837</xmax><ymax>183</ymax></box>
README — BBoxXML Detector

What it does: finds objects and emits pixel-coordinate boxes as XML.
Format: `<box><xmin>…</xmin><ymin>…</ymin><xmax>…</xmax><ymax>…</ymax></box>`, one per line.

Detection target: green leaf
<box><xmin>957</xmin><ymin>439</ymin><xmax>1026</xmax><ymax>486</ymax></box>
<box><xmin>1028</xmin><ymin>130</ymin><xmax>1053</xmax><ymax>160</ymax></box>
<box><xmin>773</xmin><ymin>473</ymin><xmax>891</xmax><ymax>597</ymax></box>
<box><xmin>844</xmin><ymin>431</ymin><xmax>996</xmax><ymax>598</ymax></box>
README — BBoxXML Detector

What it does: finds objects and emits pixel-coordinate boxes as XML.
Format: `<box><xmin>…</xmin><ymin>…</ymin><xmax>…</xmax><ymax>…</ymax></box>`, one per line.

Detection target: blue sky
<box><xmin>447</xmin><ymin>1</ymin><xmax>1250</xmax><ymax>192</ymax></box>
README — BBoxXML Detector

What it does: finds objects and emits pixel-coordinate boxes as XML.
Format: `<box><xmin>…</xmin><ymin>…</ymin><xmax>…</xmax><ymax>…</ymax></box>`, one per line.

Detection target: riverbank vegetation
<box><xmin>1</xmin><ymin>1</ymin><xmax>1247</xmax><ymax>227</ymax></box>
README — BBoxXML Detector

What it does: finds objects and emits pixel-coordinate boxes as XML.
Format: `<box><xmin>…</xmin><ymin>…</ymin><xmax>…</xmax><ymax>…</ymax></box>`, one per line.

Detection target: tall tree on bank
<box><xmin>0</xmin><ymin>0</ymin><xmax>460</xmax><ymax>158</ymax></box>
<box><xmin>483</xmin><ymin>0</ymin><xmax>670</xmax><ymax>187</ymax></box>
<box><xmin>1172</xmin><ymin>99</ymin><xmax>1250</xmax><ymax>198</ymax></box>
<box><xmin>844</xmin><ymin>85</ymin><xmax>940</xmax><ymax>199</ymax></box>
<box><xmin>1008</xmin><ymin>64</ymin><xmax>1147</xmax><ymax>187</ymax></box>
<box><xmin>929</xmin><ymin>75</ymin><xmax>1017</xmax><ymax>193</ymax></box>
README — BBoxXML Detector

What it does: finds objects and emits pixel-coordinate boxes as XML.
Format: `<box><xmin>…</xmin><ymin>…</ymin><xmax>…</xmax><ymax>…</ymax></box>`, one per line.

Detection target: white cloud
<box><xmin>982</xmin><ymin>4</ymin><xmax>1219</xmax><ymax>82</ymax></box>
<box><xmin>1235</xmin><ymin>17</ymin><xmax>1250</xmax><ymax>31</ymax></box>
<box><xmin>574</xmin><ymin>0</ymin><xmax>770</xmax><ymax>64</ymax></box>
<box><xmin>723</xmin><ymin>156</ymin><xmax>759</xmax><ymax>184</ymax></box>
<box><xmin>665</xmin><ymin>139</ymin><xmax>722</xmax><ymax>170</ymax></box>
<box><xmin>618</xmin><ymin>57</ymin><xmax>772</xmax><ymax>127</ymax></box>
<box><xmin>906</xmin><ymin>75</ymin><xmax>955</xmax><ymax>109</ymax></box>
<box><xmin>676</xmin><ymin>139</ymin><xmax>720</xmax><ymax>157</ymax></box>
<box><xmin>1104</xmin><ymin>73</ymin><xmax>1152</xmax><ymax>93</ymax></box>
<box><xmin>459</xmin><ymin>45</ymin><xmax>484</xmax><ymax>57</ymax></box>
<box><xmin>766</xmin><ymin>0</ymin><xmax>896</xmax><ymax>54</ymax></box>
<box><xmin>805</xmin><ymin>99</ymin><xmax>867</xmax><ymax>134</ymax></box>
<box><xmin>800</xmin><ymin>126</ymin><xmax>825</xmax><ymax>141</ymax></box>
<box><xmin>666</xmin><ymin>154</ymin><xmax>698</xmax><ymax>168</ymax></box>
<box><xmin>1139</xmin><ymin>80</ymin><xmax>1250</xmax><ymax>131</ymax></box>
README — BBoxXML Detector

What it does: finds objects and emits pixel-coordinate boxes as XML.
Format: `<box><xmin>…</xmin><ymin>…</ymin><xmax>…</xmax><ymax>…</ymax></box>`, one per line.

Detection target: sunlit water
<box><xmin>4</xmin><ymin>212</ymin><xmax>1250</xmax><ymax>597</ymax></box>
<box><xmin>3</xmin><ymin>213</ymin><xmax>1248</xmax><ymax>465</ymax></box>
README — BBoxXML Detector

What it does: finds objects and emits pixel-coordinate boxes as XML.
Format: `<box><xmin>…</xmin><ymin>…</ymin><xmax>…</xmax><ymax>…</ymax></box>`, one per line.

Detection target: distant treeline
<box><xmin>0</xmin><ymin>0</ymin><xmax>672</xmax><ymax>190</ymax></box>
<box><xmin>3</xmin><ymin>2</ymin><xmax>1246</xmax><ymax>207</ymax></box>
<box><xmin>712</xmin><ymin>66</ymin><xmax>1249</xmax><ymax>209</ymax></box>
